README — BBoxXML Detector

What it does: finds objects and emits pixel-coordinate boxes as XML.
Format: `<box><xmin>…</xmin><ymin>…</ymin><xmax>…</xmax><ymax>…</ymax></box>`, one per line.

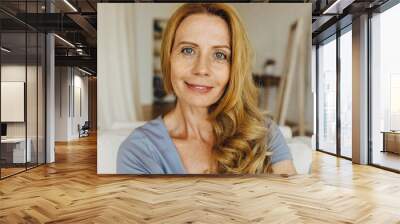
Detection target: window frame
<box><xmin>315</xmin><ymin>24</ymin><xmax>353</xmax><ymax>161</ymax></box>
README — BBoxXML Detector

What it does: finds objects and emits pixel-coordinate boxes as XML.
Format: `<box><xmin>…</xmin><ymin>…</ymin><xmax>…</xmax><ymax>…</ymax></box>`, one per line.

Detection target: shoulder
<box><xmin>117</xmin><ymin>118</ymin><xmax>165</xmax><ymax>174</ymax></box>
<box><xmin>264</xmin><ymin>117</ymin><xmax>293</xmax><ymax>164</ymax></box>
<box><xmin>264</xmin><ymin>117</ymin><xmax>280</xmax><ymax>142</ymax></box>
<box><xmin>119</xmin><ymin>117</ymin><xmax>166</xmax><ymax>150</ymax></box>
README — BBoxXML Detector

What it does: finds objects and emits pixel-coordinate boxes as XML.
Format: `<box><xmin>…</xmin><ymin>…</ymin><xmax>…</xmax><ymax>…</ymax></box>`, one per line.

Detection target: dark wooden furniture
<box><xmin>381</xmin><ymin>131</ymin><xmax>400</xmax><ymax>154</ymax></box>
<box><xmin>252</xmin><ymin>73</ymin><xmax>281</xmax><ymax>113</ymax></box>
<box><xmin>253</xmin><ymin>73</ymin><xmax>281</xmax><ymax>88</ymax></box>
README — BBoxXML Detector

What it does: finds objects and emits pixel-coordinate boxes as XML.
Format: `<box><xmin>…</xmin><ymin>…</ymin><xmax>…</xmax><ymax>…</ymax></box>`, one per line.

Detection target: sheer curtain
<box><xmin>97</xmin><ymin>4</ymin><xmax>142</xmax><ymax>173</ymax></box>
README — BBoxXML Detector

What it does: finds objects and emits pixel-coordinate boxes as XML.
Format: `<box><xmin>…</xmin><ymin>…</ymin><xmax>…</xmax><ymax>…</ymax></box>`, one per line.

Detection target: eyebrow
<box><xmin>175</xmin><ymin>41</ymin><xmax>231</xmax><ymax>51</ymax></box>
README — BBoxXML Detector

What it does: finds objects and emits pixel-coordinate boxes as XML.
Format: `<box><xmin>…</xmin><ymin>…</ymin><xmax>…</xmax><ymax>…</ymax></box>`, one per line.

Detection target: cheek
<box><xmin>171</xmin><ymin>56</ymin><xmax>191</xmax><ymax>77</ymax></box>
<box><xmin>170</xmin><ymin>57</ymin><xmax>190</xmax><ymax>90</ymax></box>
<box><xmin>215</xmin><ymin>66</ymin><xmax>230</xmax><ymax>89</ymax></box>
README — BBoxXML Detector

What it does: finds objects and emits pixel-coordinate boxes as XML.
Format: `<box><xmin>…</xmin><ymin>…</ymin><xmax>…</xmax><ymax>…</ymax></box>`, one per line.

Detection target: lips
<box><xmin>184</xmin><ymin>81</ymin><xmax>213</xmax><ymax>93</ymax></box>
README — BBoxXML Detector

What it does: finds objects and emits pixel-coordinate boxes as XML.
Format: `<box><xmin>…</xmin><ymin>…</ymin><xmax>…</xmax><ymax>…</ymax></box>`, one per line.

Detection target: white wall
<box><xmin>54</xmin><ymin>67</ymin><xmax>89</xmax><ymax>141</ymax></box>
<box><xmin>1</xmin><ymin>64</ymin><xmax>46</xmax><ymax>164</ymax></box>
<box><xmin>1</xmin><ymin>65</ymin><xmax>41</xmax><ymax>137</ymax></box>
<box><xmin>235</xmin><ymin>4</ymin><xmax>310</xmax><ymax>74</ymax></box>
<box><xmin>55</xmin><ymin>67</ymin><xmax>69</xmax><ymax>141</ymax></box>
<box><xmin>1</xmin><ymin>67</ymin><xmax>26</xmax><ymax>137</ymax></box>
<box><xmin>235</xmin><ymin>4</ymin><xmax>312</xmax><ymax>132</ymax></box>
<box><xmin>134</xmin><ymin>4</ymin><xmax>181</xmax><ymax>105</ymax></box>
<box><xmin>72</xmin><ymin>73</ymin><xmax>89</xmax><ymax>138</ymax></box>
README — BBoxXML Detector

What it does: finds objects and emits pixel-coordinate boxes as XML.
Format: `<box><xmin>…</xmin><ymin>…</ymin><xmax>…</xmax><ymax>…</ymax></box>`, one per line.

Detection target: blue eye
<box><xmin>215</xmin><ymin>51</ymin><xmax>227</xmax><ymax>60</ymax></box>
<box><xmin>181</xmin><ymin>47</ymin><xmax>194</xmax><ymax>55</ymax></box>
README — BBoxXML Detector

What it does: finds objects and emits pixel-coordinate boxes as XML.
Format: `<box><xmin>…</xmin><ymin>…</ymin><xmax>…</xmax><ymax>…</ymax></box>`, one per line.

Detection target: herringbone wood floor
<box><xmin>1</xmin><ymin>133</ymin><xmax>400</xmax><ymax>224</ymax></box>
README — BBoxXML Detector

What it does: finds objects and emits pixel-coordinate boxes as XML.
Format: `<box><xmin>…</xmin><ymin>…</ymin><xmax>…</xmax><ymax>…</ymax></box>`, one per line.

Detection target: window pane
<box><xmin>27</xmin><ymin>31</ymin><xmax>38</xmax><ymax>169</ymax></box>
<box><xmin>371</xmin><ymin>3</ymin><xmax>400</xmax><ymax>171</ymax></box>
<box><xmin>318</xmin><ymin>37</ymin><xmax>337</xmax><ymax>154</ymax></box>
<box><xmin>340</xmin><ymin>29</ymin><xmax>352</xmax><ymax>158</ymax></box>
<box><xmin>1</xmin><ymin>31</ymin><xmax>28</xmax><ymax>178</ymax></box>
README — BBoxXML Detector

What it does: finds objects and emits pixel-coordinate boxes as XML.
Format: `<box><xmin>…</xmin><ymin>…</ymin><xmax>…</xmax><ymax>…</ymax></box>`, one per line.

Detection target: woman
<box><xmin>117</xmin><ymin>3</ymin><xmax>296</xmax><ymax>175</ymax></box>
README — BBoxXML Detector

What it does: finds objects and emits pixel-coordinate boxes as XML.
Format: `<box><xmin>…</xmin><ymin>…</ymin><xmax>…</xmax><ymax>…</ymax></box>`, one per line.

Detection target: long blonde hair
<box><xmin>161</xmin><ymin>3</ymin><xmax>272</xmax><ymax>174</ymax></box>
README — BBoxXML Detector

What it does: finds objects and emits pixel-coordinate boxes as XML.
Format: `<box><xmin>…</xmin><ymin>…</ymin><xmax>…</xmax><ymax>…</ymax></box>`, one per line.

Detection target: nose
<box><xmin>192</xmin><ymin>52</ymin><xmax>209</xmax><ymax>77</ymax></box>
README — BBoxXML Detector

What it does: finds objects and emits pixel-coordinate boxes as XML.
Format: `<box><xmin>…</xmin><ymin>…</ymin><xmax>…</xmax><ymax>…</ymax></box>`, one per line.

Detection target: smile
<box><xmin>184</xmin><ymin>81</ymin><xmax>213</xmax><ymax>93</ymax></box>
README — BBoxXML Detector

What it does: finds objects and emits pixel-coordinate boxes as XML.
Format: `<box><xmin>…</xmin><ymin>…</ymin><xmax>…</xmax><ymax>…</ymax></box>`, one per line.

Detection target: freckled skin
<box><xmin>170</xmin><ymin>14</ymin><xmax>231</xmax><ymax>108</ymax></box>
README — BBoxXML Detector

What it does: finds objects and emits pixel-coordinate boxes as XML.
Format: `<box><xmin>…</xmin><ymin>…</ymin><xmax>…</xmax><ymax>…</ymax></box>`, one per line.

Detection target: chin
<box><xmin>185</xmin><ymin>98</ymin><xmax>214</xmax><ymax>108</ymax></box>
<box><xmin>180</xmin><ymin>96</ymin><xmax>218</xmax><ymax>108</ymax></box>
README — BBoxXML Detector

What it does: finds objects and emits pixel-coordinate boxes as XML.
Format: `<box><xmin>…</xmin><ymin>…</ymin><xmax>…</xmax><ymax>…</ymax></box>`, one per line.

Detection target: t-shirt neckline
<box><xmin>156</xmin><ymin>115</ymin><xmax>187</xmax><ymax>174</ymax></box>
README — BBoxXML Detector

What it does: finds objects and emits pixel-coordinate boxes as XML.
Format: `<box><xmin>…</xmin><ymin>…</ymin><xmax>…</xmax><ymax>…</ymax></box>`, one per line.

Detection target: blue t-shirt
<box><xmin>117</xmin><ymin>116</ymin><xmax>292</xmax><ymax>174</ymax></box>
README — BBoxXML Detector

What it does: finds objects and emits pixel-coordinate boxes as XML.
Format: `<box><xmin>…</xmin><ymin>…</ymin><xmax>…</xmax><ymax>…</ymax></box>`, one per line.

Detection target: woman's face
<box><xmin>170</xmin><ymin>13</ymin><xmax>231</xmax><ymax>108</ymax></box>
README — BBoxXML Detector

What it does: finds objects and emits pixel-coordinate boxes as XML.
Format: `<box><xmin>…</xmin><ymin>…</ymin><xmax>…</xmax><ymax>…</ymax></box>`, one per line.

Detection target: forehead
<box><xmin>174</xmin><ymin>13</ymin><xmax>231</xmax><ymax>46</ymax></box>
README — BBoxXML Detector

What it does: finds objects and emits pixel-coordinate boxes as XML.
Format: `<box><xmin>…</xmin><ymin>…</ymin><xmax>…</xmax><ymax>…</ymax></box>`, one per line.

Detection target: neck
<box><xmin>165</xmin><ymin>100</ymin><xmax>213</xmax><ymax>141</ymax></box>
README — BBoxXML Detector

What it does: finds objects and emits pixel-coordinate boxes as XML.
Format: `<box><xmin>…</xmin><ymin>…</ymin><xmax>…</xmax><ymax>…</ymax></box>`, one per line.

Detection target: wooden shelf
<box><xmin>252</xmin><ymin>73</ymin><xmax>281</xmax><ymax>87</ymax></box>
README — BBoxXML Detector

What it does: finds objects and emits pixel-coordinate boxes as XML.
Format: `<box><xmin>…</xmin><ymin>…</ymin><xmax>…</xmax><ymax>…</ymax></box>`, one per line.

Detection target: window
<box><xmin>316</xmin><ymin>25</ymin><xmax>353</xmax><ymax>159</ymax></box>
<box><xmin>0</xmin><ymin>1</ymin><xmax>47</xmax><ymax>179</ymax></box>
<box><xmin>317</xmin><ymin>36</ymin><xmax>337</xmax><ymax>155</ymax></box>
<box><xmin>339</xmin><ymin>28</ymin><xmax>352</xmax><ymax>158</ymax></box>
<box><xmin>370</xmin><ymin>2</ymin><xmax>400</xmax><ymax>171</ymax></box>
